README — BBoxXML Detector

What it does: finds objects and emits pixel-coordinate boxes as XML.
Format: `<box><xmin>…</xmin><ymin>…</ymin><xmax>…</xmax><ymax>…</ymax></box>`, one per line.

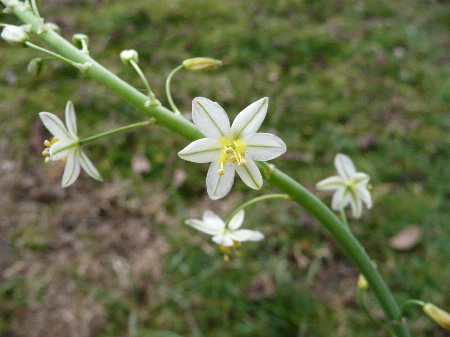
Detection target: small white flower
<box><xmin>186</xmin><ymin>210</ymin><xmax>264</xmax><ymax>247</ymax></box>
<box><xmin>1</xmin><ymin>24</ymin><xmax>29</xmax><ymax>46</ymax></box>
<box><xmin>316</xmin><ymin>153</ymin><xmax>372</xmax><ymax>218</ymax></box>
<box><xmin>178</xmin><ymin>97</ymin><xmax>286</xmax><ymax>199</ymax></box>
<box><xmin>39</xmin><ymin>101</ymin><xmax>103</xmax><ymax>188</ymax></box>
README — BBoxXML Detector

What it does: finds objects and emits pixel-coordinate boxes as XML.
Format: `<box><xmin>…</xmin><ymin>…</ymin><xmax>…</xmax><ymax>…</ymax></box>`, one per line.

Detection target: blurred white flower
<box><xmin>178</xmin><ymin>97</ymin><xmax>286</xmax><ymax>199</ymax></box>
<box><xmin>316</xmin><ymin>153</ymin><xmax>372</xmax><ymax>218</ymax></box>
<box><xmin>1</xmin><ymin>24</ymin><xmax>29</xmax><ymax>46</ymax></box>
<box><xmin>186</xmin><ymin>210</ymin><xmax>264</xmax><ymax>247</ymax></box>
<box><xmin>39</xmin><ymin>101</ymin><xmax>102</xmax><ymax>187</ymax></box>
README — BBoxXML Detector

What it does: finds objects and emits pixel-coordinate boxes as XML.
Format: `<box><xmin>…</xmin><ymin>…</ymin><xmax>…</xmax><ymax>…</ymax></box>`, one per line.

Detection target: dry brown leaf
<box><xmin>389</xmin><ymin>225</ymin><xmax>422</xmax><ymax>251</ymax></box>
<box><xmin>131</xmin><ymin>153</ymin><xmax>152</xmax><ymax>174</ymax></box>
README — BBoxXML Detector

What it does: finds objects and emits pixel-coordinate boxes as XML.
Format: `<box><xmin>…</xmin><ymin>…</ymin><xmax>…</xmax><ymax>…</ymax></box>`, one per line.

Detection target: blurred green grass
<box><xmin>0</xmin><ymin>0</ymin><xmax>449</xmax><ymax>336</ymax></box>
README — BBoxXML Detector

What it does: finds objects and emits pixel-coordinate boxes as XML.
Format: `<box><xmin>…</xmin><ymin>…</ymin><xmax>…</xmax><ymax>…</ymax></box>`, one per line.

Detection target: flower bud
<box><xmin>72</xmin><ymin>33</ymin><xmax>89</xmax><ymax>52</ymax></box>
<box><xmin>120</xmin><ymin>49</ymin><xmax>139</xmax><ymax>65</ymax></box>
<box><xmin>46</xmin><ymin>22</ymin><xmax>61</xmax><ymax>33</ymax></box>
<box><xmin>1</xmin><ymin>25</ymin><xmax>30</xmax><ymax>46</ymax></box>
<box><xmin>27</xmin><ymin>58</ymin><xmax>45</xmax><ymax>76</ymax></box>
<box><xmin>182</xmin><ymin>57</ymin><xmax>222</xmax><ymax>71</ymax></box>
<box><xmin>423</xmin><ymin>303</ymin><xmax>450</xmax><ymax>330</ymax></box>
<box><xmin>357</xmin><ymin>274</ymin><xmax>369</xmax><ymax>291</ymax></box>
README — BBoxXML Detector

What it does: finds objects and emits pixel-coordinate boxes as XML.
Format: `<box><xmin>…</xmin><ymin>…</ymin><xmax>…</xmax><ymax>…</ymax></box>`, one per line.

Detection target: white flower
<box><xmin>39</xmin><ymin>101</ymin><xmax>103</xmax><ymax>188</ymax></box>
<box><xmin>316</xmin><ymin>153</ymin><xmax>372</xmax><ymax>218</ymax></box>
<box><xmin>178</xmin><ymin>97</ymin><xmax>286</xmax><ymax>199</ymax></box>
<box><xmin>1</xmin><ymin>25</ymin><xmax>29</xmax><ymax>46</ymax></box>
<box><xmin>186</xmin><ymin>210</ymin><xmax>264</xmax><ymax>247</ymax></box>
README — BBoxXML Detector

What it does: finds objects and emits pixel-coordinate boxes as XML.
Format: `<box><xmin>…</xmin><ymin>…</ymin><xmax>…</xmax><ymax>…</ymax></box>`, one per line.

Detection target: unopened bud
<box><xmin>423</xmin><ymin>303</ymin><xmax>450</xmax><ymax>330</ymax></box>
<box><xmin>182</xmin><ymin>57</ymin><xmax>222</xmax><ymax>71</ymax></box>
<box><xmin>357</xmin><ymin>274</ymin><xmax>369</xmax><ymax>291</ymax></box>
<box><xmin>46</xmin><ymin>22</ymin><xmax>61</xmax><ymax>33</ymax></box>
<box><xmin>27</xmin><ymin>58</ymin><xmax>45</xmax><ymax>76</ymax></box>
<box><xmin>1</xmin><ymin>25</ymin><xmax>30</xmax><ymax>46</ymax></box>
<box><xmin>72</xmin><ymin>33</ymin><xmax>89</xmax><ymax>53</ymax></box>
<box><xmin>120</xmin><ymin>49</ymin><xmax>139</xmax><ymax>65</ymax></box>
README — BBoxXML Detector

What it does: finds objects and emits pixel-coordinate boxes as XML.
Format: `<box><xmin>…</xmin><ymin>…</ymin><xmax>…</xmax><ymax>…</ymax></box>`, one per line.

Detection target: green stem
<box><xmin>401</xmin><ymin>299</ymin><xmax>426</xmax><ymax>316</ymax></box>
<box><xmin>358</xmin><ymin>289</ymin><xmax>395</xmax><ymax>336</ymax></box>
<box><xmin>225</xmin><ymin>193</ymin><xmax>290</xmax><ymax>224</ymax></box>
<box><xmin>5</xmin><ymin>3</ymin><xmax>411</xmax><ymax>336</ymax></box>
<box><xmin>79</xmin><ymin>119</ymin><xmax>156</xmax><ymax>146</ymax></box>
<box><xmin>24</xmin><ymin>41</ymin><xmax>90</xmax><ymax>72</ymax></box>
<box><xmin>29</xmin><ymin>0</ymin><xmax>41</xmax><ymax>22</ymax></box>
<box><xmin>165</xmin><ymin>64</ymin><xmax>184</xmax><ymax>114</ymax></box>
<box><xmin>129</xmin><ymin>59</ymin><xmax>159</xmax><ymax>106</ymax></box>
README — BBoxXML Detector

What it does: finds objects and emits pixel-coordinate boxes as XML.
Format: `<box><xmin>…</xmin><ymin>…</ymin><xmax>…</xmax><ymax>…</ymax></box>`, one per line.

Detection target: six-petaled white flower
<box><xmin>316</xmin><ymin>153</ymin><xmax>372</xmax><ymax>218</ymax></box>
<box><xmin>39</xmin><ymin>101</ymin><xmax>103</xmax><ymax>188</ymax></box>
<box><xmin>178</xmin><ymin>97</ymin><xmax>286</xmax><ymax>199</ymax></box>
<box><xmin>186</xmin><ymin>210</ymin><xmax>264</xmax><ymax>248</ymax></box>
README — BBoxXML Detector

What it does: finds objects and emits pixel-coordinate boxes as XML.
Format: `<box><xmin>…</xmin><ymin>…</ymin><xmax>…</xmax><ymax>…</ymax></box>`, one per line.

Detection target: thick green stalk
<box><xmin>4</xmin><ymin>2</ymin><xmax>411</xmax><ymax>336</ymax></box>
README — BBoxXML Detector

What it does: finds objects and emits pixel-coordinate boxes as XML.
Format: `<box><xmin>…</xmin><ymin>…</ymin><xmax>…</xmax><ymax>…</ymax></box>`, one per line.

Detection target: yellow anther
<box><xmin>62</xmin><ymin>157</ymin><xmax>68</xmax><ymax>162</ymax></box>
<box><xmin>44</xmin><ymin>157</ymin><xmax>50</xmax><ymax>163</ymax></box>
<box><xmin>44</xmin><ymin>140</ymin><xmax>51</xmax><ymax>147</ymax></box>
<box><xmin>217</xmin><ymin>168</ymin><xmax>225</xmax><ymax>175</ymax></box>
<box><xmin>231</xmin><ymin>157</ymin><xmax>237</xmax><ymax>163</ymax></box>
<box><xmin>223</xmin><ymin>254</ymin><xmax>230</xmax><ymax>262</ymax></box>
<box><xmin>225</xmin><ymin>147</ymin><xmax>232</xmax><ymax>154</ymax></box>
<box><xmin>42</xmin><ymin>149</ymin><xmax>49</xmax><ymax>156</ymax></box>
<box><xmin>239</xmin><ymin>158</ymin><xmax>247</xmax><ymax>166</ymax></box>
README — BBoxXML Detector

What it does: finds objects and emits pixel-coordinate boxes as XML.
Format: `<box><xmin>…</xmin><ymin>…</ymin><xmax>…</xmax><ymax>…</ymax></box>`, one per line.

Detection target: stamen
<box><xmin>44</xmin><ymin>140</ymin><xmax>51</xmax><ymax>147</ymax></box>
<box><xmin>217</xmin><ymin>168</ymin><xmax>225</xmax><ymax>175</ymax></box>
<box><xmin>44</xmin><ymin>157</ymin><xmax>50</xmax><ymax>163</ymax></box>
<box><xmin>42</xmin><ymin>149</ymin><xmax>49</xmax><ymax>156</ymax></box>
<box><xmin>239</xmin><ymin>158</ymin><xmax>247</xmax><ymax>166</ymax></box>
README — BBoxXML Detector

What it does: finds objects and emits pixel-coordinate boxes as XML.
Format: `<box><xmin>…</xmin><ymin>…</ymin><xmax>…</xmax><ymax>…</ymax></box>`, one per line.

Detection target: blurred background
<box><xmin>0</xmin><ymin>0</ymin><xmax>448</xmax><ymax>336</ymax></box>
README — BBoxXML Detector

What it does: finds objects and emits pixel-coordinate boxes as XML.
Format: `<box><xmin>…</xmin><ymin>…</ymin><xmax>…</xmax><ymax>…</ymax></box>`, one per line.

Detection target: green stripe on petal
<box><xmin>192</xmin><ymin>97</ymin><xmax>231</xmax><ymax>139</ymax></box>
<box><xmin>78</xmin><ymin>148</ymin><xmax>103</xmax><ymax>181</ymax></box>
<box><xmin>61</xmin><ymin>152</ymin><xmax>81</xmax><ymax>188</ymax></box>
<box><xmin>39</xmin><ymin>112</ymin><xmax>72</xmax><ymax>140</ymax></box>
<box><xmin>65</xmin><ymin>101</ymin><xmax>78</xmax><ymax>137</ymax></box>
<box><xmin>235</xmin><ymin>158</ymin><xmax>262</xmax><ymax>190</ymax></box>
<box><xmin>231</xmin><ymin>97</ymin><xmax>268</xmax><ymax>139</ymax></box>
<box><xmin>178</xmin><ymin>138</ymin><xmax>221</xmax><ymax>163</ymax></box>
<box><xmin>206</xmin><ymin>161</ymin><xmax>235</xmax><ymax>200</ymax></box>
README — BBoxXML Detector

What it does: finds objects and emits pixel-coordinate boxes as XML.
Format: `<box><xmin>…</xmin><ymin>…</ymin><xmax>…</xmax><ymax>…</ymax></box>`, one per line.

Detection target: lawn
<box><xmin>0</xmin><ymin>0</ymin><xmax>449</xmax><ymax>336</ymax></box>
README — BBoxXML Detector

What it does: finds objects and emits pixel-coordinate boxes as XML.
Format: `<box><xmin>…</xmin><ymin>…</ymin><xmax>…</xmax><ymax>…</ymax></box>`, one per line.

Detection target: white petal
<box><xmin>316</xmin><ymin>176</ymin><xmax>345</xmax><ymax>191</ymax></box>
<box><xmin>178</xmin><ymin>138</ymin><xmax>221</xmax><ymax>163</ymax></box>
<box><xmin>61</xmin><ymin>153</ymin><xmax>81</xmax><ymax>188</ymax></box>
<box><xmin>353</xmin><ymin>172</ymin><xmax>370</xmax><ymax>184</ymax></box>
<box><xmin>212</xmin><ymin>233</ymin><xmax>233</xmax><ymax>247</ymax></box>
<box><xmin>186</xmin><ymin>219</ymin><xmax>223</xmax><ymax>236</ymax></box>
<box><xmin>206</xmin><ymin>161</ymin><xmax>235</xmax><ymax>200</ymax></box>
<box><xmin>65</xmin><ymin>101</ymin><xmax>78</xmax><ymax>137</ymax></box>
<box><xmin>245</xmin><ymin>133</ymin><xmax>286</xmax><ymax>161</ymax></box>
<box><xmin>235</xmin><ymin>158</ymin><xmax>263</xmax><ymax>190</ymax></box>
<box><xmin>331</xmin><ymin>187</ymin><xmax>347</xmax><ymax>210</ymax></box>
<box><xmin>50</xmin><ymin>139</ymin><xmax>78</xmax><ymax>161</ymax></box>
<box><xmin>78</xmin><ymin>149</ymin><xmax>103</xmax><ymax>181</ymax></box>
<box><xmin>228</xmin><ymin>210</ymin><xmax>245</xmax><ymax>230</ymax></box>
<box><xmin>192</xmin><ymin>97</ymin><xmax>231</xmax><ymax>139</ymax></box>
<box><xmin>230</xmin><ymin>97</ymin><xmax>268</xmax><ymax>139</ymax></box>
<box><xmin>334</xmin><ymin>153</ymin><xmax>356</xmax><ymax>181</ymax></box>
<box><xmin>348</xmin><ymin>192</ymin><xmax>363</xmax><ymax>218</ymax></box>
<box><xmin>202</xmin><ymin>210</ymin><xmax>226</xmax><ymax>231</ymax></box>
<box><xmin>39</xmin><ymin>112</ymin><xmax>71</xmax><ymax>139</ymax></box>
<box><xmin>229</xmin><ymin>229</ymin><xmax>264</xmax><ymax>242</ymax></box>
<box><xmin>355</xmin><ymin>185</ymin><xmax>372</xmax><ymax>209</ymax></box>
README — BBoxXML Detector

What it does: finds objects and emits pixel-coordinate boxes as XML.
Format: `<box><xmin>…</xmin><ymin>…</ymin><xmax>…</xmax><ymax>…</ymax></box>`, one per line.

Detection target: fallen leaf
<box><xmin>389</xmin><ymin>225</ymin><xmax>421</xmax><ymax>251</ymax></box>
<box><xmin>132</xmin><ymin>153</ymin><xmax>152</xmax><ymax>174</ymax></box>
